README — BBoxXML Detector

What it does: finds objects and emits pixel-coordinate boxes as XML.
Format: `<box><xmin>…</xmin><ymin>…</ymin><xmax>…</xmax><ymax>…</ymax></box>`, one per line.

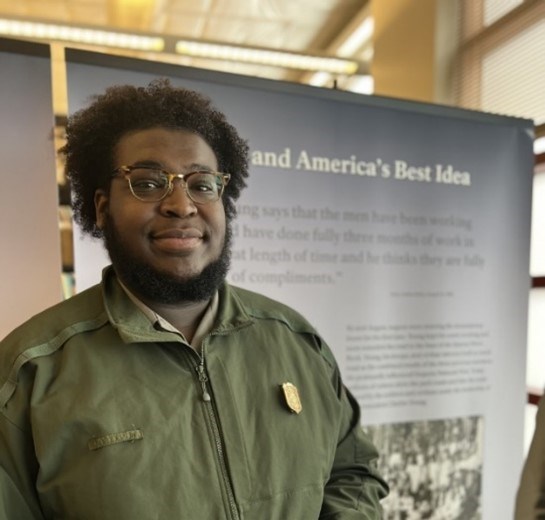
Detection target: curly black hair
<box><xmin>61</xmin><ymin>79</ymin><xmax>249</xmax><ymax>237</ymax></box>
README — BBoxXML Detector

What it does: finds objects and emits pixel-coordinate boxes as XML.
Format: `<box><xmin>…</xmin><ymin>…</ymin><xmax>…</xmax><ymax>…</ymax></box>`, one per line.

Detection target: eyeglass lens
<box><xmin>128</xmin><ymin>168</ymin><xmax>223</xmax><ymax>203</ymax></box>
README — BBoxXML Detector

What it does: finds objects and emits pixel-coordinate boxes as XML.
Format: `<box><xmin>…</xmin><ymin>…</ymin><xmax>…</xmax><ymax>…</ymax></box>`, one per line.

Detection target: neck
<box><xmin>144</xmin><ymin>297</ymin><xmax>211</xmax><ymax>344</ymax></box>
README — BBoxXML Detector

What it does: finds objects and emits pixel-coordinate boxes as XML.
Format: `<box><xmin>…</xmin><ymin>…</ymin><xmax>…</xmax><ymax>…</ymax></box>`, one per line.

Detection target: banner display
<box><xmin>0</xmin><ymin>39</ymin><xmax>61</xmax><ymax>339</ymax></box>
<box><xmin>67</xmin><ymin>50</ymin><xmax>533</xmax><ymax>519</ymax></box>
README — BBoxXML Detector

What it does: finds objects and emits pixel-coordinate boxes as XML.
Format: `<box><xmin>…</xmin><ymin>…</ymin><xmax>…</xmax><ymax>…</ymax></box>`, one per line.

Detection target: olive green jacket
<box><xmin>0</xmin><ymin>267</ymin><xmax>388</xmax><ymax>519</ymax></box>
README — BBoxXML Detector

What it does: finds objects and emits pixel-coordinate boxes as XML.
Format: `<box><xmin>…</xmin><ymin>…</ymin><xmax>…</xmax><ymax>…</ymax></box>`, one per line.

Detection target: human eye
<box><xmin>130</xmin><ymin>168</ymin><xmax>167</xmax><ymax>194</ymax></box>
<box><xmin>188</xmin><ymin>172</ymin><xmax>219</xmax><ymax>194</ymax></box>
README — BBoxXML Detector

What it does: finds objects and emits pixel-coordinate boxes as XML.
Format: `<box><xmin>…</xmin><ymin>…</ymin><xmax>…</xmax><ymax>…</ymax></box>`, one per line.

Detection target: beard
<box><xmin>102</xmin><ymin>213</ymin><xmax>231</xmax><ymax>305</ymax></box>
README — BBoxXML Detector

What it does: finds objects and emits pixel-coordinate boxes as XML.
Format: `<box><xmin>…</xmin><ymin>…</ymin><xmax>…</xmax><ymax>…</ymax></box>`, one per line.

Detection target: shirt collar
<box><xmin>117</xmin><ymin>278</ymin><xmax>219</xmax><ymax>351</ymax></box>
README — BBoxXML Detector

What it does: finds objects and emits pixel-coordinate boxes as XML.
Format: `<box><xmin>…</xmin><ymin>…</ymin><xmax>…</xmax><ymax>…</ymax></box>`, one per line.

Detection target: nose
<box><xmin>158</xmin><ymin>179</ymin><xmax>197</xmax><ymax>218</ymax></box>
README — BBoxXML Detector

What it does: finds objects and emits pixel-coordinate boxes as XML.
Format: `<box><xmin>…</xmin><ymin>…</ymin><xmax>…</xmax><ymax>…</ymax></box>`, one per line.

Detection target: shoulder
<box><xmin>0</xmin><ymin>284</ymin><xmax>107</xmax><ymax>389</ymax></box>
<box><xmin>224</xmin><ymin>283</ymin><xmax>316</xmax><ymax>334</ymax></box>
<box><xmin>1</xmin><ymin>283</ymin><xmax>106</xmax><ymax>345</ymax></box>
<box><xmin>219</xmin><ymin>283</ymin><xmax>338</xmax><ymax>370</ymax></box>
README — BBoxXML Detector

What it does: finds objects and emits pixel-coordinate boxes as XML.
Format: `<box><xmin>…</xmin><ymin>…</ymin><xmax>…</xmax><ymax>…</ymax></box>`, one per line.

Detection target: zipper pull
<box><xmin>196</xmin><ymin>363</ymin><xmax>211</xmax><ymax>402</ymax></box>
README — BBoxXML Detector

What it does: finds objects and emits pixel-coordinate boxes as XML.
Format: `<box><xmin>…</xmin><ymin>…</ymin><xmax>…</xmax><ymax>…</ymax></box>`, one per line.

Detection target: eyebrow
<box><xmin>131</xmin><ymin>159</ymin><xmax>162</xmax><ymax>168</ymax></box>
<box><xmin>185</xmin><ymin>163</ymin><xmax>215</xmax><ymax>173</ymax></box>
<box><xmin>130</xmin><ymin>161</ymin><xmax>216</xmax><ymax>173</ymax></box>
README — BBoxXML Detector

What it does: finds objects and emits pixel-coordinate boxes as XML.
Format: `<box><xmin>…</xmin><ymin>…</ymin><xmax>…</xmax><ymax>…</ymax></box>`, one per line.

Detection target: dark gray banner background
<box><xmin>67</xmin><ymin>50</ymin><xmax>533</xmax><ymax>518</ymax></box>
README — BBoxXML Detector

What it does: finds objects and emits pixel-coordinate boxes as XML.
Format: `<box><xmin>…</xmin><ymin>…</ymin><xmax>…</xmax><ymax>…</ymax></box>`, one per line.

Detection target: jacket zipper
<box><xmin>194</xmin><ymin>347</ymin><xmax>241</xmax><ymax>520</ymax></box>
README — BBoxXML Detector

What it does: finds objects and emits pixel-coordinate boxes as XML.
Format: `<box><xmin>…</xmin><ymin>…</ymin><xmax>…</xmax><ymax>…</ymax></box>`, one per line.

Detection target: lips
<box><xmin>152</xmin><ymin>228</ymin><xmax>204</xmax><ymax>240</ymax></box>
<box><xmin>151</xmin><ymin>227</ymin><xmax>204</xmax><ymax>253</ymax></box>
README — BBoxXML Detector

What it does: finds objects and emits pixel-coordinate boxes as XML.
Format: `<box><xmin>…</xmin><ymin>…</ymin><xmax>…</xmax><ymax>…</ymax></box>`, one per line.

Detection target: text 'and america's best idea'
<box><xmin>252</xmin><ymin>147</ymin><xmax>471</xmax><ymax>186</ymax></box>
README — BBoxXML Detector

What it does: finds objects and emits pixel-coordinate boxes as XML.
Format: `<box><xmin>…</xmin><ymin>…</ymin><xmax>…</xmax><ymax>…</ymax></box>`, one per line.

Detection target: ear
<box><xmin>94</xmin><ymin>189</ymin><xmax>108</xmax><ymax>230</ymax></box>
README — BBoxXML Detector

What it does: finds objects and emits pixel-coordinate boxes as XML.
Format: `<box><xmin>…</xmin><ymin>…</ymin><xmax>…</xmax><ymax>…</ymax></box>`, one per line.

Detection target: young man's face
<box><xmin>94</xmin><ymin>127</ymin><xmax>230</xmax><ymax>304</ymax></box>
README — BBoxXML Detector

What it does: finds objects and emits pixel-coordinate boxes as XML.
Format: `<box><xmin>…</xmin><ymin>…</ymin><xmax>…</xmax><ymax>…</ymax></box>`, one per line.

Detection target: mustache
<box><xmin>102</xmin><ymin>214</ymin><xmax>232</xmax><ymax>304</ymax></box>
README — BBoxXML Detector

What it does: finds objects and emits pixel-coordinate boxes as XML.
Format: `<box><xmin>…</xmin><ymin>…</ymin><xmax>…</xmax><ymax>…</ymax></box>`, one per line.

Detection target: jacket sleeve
<box><xmin>318</xmin><ymin>342</ymin><xmax>389</xmax><ymax>519</ymax></box>
<box><xmin>0</xmin><ymin>352</ymin><xmax>45</xmax><ymax>520</ymax></box>
<box><xmin>0</xmin><ymin>414</ymin><xmax>45</xmax><ymax>519</ymax></box>
<box><xmin>514</xmin><ymin>396</ymin><xmax>545</xmax><ymax>520</ymax></box>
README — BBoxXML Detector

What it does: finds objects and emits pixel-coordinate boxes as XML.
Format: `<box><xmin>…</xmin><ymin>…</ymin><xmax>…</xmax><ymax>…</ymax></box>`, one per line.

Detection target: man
<box><xmin>515</xmin><ymin>396</ymin><xmax>545</xmax><ymax>519</ymax></box>
<box><xmin>0</xmin><ymin>80</ymin><xmax>388</xmax><ymax>519</ymax></box>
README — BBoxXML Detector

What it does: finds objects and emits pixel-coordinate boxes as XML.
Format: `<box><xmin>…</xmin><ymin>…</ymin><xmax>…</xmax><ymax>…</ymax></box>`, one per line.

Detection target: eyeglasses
<box><xmin>112</xmin><ymin>165</ymin><xmax>231</xmax><ymax>204</ymax></box>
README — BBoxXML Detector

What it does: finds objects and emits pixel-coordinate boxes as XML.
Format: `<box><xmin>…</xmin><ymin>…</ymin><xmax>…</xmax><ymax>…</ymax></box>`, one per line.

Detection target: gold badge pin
<box><xmin>281</xmin><ymin>382</ymin><xmax>302</xmax><ymax>414</ymax></box>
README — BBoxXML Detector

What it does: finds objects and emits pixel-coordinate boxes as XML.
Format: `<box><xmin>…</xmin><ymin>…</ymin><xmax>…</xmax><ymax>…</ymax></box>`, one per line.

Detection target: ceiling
<box><xmin>0</xmin><ymin>0</ymin><xmax>374</xmax><ymax>91</ymax></box>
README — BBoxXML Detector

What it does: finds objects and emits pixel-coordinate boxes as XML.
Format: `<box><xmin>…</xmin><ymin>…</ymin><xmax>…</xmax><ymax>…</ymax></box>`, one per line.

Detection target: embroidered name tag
<box><xmin>88</xmin><ymin>429</ymin><xmax>144</xmax><ymax>451</ymax></box>
<box><xmin>281</xmin><ymin>382</ymin><xmax>302</xmax><ymax>414</ymax></box>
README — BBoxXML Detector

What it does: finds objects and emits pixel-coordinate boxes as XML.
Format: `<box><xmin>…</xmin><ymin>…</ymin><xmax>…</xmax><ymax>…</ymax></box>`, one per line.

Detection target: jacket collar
<box><xmin>101</xmin><ymin>266</ymin><xmax>253</xmax><ymax>344</ymax></box>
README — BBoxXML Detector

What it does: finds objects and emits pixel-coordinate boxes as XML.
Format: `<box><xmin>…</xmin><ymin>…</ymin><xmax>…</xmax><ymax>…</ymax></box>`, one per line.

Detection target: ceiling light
<box><xmin>0</xmin><ymin>18</ymin><xmax>164</xmax><ymax>51</ymax></box>
<box><xmin>535</xmin><ymin>136</ymin><xmax>545</xmax><ymax>155</ymax></box>
<box><xmin>337</xmin><ymin>17</ymin><xmax>374</xmax><ymax>57</ymax></box>
<box><xmin>308</xmin><ymin>72</ymin><xmax>332</xmax><ymax>87</ymax></box>
<box><xmin>345</xmin><ymin>75</ymin><xmax>374</xmax><ymax>95</ymax></box>
<box><xmin>175</xmin><ymin>40</ymin><xmax>359</xmax><ymax>75</ymax></box>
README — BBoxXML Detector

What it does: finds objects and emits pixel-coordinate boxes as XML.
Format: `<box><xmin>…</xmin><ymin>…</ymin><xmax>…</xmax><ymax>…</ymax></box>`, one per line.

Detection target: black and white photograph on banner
<box><xmin>367</xmin><ymin>416</ymin><xmax>483</xmax><ymax>520</ymax></box>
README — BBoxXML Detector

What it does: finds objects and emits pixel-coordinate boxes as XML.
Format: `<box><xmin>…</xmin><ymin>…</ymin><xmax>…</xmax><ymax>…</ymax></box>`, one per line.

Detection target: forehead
<box><xmin>114</xmin><ymin>127</ymin><xmax>218</xmax><ymax>169</ymax></box>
